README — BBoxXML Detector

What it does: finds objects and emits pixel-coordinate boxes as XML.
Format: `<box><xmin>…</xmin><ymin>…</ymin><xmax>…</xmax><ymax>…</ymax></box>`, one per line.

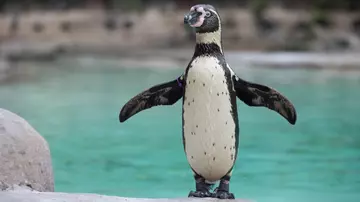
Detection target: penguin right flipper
<box><xmin>233</xmin><ymin>75</ymin><xmax>297</xmax><ymax>125</ymax></box>
<box><xmin>119</xmin><ymin>76</ymin><xmax>184</xmax><ymax>123</ymax></box>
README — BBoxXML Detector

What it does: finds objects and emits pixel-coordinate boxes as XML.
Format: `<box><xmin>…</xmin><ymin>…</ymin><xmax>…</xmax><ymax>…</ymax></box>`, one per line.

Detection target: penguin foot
<box><xmin>212</xmin><ymin>175</ymin><xmax>235</xmax><ymax>199</ymax></box>
<box><xmin>213</xmin><ymin>189</ymin><xmax>235</xmax><ymax>199</ymax></box>
<box><xmin>188</xmin><ymin>190</ymin><xmax>213</xmax><ymax>198</ymax></box>
<box><xmin>188</xmin><ymin>173</ymin><xmax>214</xmax><ymax>198</ymax></box>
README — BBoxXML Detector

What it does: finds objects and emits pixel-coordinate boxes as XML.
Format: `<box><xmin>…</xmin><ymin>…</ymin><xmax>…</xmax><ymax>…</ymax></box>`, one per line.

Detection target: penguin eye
<box><xmin>205</xmin><ymin>11</ymin><xmax>211</xmax><ymax>18</ymax></box>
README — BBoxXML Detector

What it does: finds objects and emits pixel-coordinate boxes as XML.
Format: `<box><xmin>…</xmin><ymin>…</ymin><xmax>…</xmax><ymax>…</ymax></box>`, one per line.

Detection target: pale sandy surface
<box><xmin>0</xmin><ymin>190</ymin><xmax>253</xmax><ymax>202</ymax></box>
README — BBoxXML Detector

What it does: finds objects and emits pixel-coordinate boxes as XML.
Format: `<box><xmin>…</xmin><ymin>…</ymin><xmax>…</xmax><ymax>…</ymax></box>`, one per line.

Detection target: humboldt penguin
<box><xmin>119</xmin><ymin>4</ymin><xmax>297</xmax><ymax>199</ymax></box>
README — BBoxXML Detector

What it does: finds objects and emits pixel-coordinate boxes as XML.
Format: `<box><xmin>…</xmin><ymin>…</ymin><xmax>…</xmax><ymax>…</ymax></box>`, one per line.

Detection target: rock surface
<box><xmin>0</xmin><ymin>108</ymin><xmax>54</xmax><ymax>192</ymax></box>
<box><xmin>0</xmin><ymin>191</ymin><xmax>253</xmax><ymax>202</ymax></box>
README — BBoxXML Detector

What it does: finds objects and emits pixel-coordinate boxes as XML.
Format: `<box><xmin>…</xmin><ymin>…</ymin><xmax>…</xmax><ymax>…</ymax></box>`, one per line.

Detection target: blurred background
<box><xmin>0</xmin><ymin>1</ymin><xmax>360</xmax><ymax>202</ymax></box>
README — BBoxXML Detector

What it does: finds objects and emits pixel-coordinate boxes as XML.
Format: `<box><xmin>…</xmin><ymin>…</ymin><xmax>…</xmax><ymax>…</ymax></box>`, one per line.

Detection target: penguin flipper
<box><xmin>119</xmin><ymin>76</ymin><xmax>184</xmax><ymax>123</ymax></box>
<box><xmin>233</xmin><ymin>75</ymin><xmax>297</xmax><ymax>125</ymax></box>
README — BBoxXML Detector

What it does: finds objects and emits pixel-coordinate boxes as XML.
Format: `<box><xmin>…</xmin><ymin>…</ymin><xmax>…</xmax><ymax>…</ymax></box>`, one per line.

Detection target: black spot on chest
<box><xmin>182</xmin><ymin>42</ymin><xmax>240</xmax><ymax>160</ymax></box>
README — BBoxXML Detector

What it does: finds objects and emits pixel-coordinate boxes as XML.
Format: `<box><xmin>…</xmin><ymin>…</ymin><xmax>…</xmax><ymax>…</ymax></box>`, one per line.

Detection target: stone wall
<box><xmin>0</xmin><ymin>7</ymin><xmax>360</xmax><ymax>51</ymax></box>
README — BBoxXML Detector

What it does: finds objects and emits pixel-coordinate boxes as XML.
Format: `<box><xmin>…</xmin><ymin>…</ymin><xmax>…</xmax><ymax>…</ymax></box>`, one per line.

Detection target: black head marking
<box><xmin>184</xmin><ymin>4</ymin><xmax>221</xmax><ymax>33</ymax></box>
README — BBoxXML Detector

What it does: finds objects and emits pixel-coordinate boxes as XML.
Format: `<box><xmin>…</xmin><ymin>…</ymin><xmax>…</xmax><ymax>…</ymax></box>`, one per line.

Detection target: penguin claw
<box><xmin>188</xmin><ymin>190</ymin><xmax>213</xmax><ymax>198</ymax></box>
<box><xmin>213</xmin><ymin>190</ymin><xmax>235</xmax><ymax>199</ymax></box>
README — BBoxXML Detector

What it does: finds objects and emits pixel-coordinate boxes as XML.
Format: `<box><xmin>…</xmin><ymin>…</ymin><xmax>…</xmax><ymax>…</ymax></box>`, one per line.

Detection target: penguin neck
<box><xmin>193</xmin><ymin>29</ymin><xmax>223</xmax><ymax>57</ymax></box>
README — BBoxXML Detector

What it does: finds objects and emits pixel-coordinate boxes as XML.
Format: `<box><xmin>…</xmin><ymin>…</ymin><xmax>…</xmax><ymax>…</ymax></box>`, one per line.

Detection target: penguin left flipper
<box><xmin>233</xmin><ymin>75</ymin><xmax>297</xmax><ymax>125</ymax></box>
<box><xmin>119</xmin><ymin>76</ymin><xmax>184</xmax><ymax>123</ymax></box>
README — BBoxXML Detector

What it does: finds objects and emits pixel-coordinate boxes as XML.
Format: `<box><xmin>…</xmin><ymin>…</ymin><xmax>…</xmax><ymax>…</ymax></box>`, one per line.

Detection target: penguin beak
<box><xmin>184</xmin><ymin>11</ymin><xmax>201</xmax><ymax>26</ymax></box>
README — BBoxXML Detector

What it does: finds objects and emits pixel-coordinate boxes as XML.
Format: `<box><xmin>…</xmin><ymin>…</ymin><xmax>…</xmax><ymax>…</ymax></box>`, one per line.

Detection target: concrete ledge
<box><xmin>0</xmin><ymin>190</ymin><xmax>253</xmax><ymax>202</ymax></box>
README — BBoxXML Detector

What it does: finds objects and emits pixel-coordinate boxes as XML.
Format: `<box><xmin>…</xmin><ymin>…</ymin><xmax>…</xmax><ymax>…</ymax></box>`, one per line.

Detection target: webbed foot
<box><xmin>188</xmin><ymin>190</ymin><xmax>213</xmax><ymax>198</ymax></box>
<box><xmin>188</xmin><ymin>173</ymin><xmax>214</xmax><ymax>198</ymax></box>
<box><xmin>213</xmin><ymin>175</ymin><xmax>235</xmax><ymax>199</ymax></box>
<box><xmin>213</xmin><ymin>189</ymin><xmax>235</xmax><ymax>199</ymax></box>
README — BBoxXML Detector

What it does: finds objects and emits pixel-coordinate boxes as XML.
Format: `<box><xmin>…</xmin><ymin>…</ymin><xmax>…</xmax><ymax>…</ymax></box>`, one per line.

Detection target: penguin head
<box><xmin>184</xmin><ymin>4</ymin><xmax>221</xmax><ymax>33</ymax></box>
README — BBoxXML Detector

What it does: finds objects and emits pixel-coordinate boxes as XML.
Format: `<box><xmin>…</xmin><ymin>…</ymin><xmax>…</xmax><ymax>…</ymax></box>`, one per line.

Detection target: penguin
<box><xmin>119</xmin><ymin>4</ymin><xmax>297</xmax><ymax>199</ymax></box>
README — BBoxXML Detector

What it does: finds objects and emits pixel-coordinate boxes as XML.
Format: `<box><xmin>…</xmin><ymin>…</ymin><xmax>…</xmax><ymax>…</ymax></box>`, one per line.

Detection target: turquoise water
<box><xmin>1</xmin><ymin>57</ymin><xmax>360</xmax><ymax>202</ymax></box>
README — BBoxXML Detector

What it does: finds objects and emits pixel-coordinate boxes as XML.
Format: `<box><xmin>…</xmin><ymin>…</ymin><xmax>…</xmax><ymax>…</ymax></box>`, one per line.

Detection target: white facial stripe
<box><xmin>208</xmin><ymin>9</ymin><xmax>216</xmax><ymax>13</ymax></box>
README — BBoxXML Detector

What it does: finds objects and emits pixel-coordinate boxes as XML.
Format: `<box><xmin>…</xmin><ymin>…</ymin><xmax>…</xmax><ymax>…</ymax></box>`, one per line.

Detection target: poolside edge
<box><xmin>0</xmin><ymin>190</ymin><xmax>253</xmax><ymax>202</ymax></box>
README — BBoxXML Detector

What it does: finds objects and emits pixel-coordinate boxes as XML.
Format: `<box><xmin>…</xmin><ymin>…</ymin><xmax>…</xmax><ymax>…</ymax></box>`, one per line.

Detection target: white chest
<box><xmin>182</xmin><ymin>56</ymin><xmax>237</xmax><ymax>182</ymax></box>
